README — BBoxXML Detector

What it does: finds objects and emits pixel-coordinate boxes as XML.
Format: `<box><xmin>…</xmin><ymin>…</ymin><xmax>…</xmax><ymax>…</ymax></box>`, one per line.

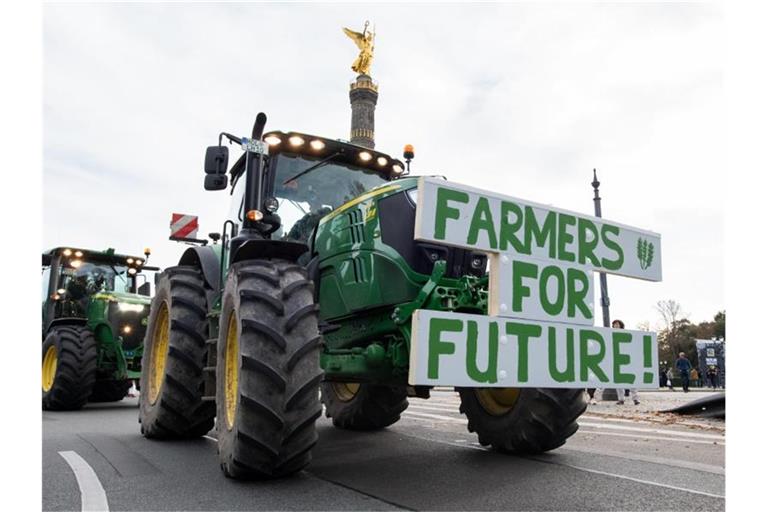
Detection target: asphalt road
<box><xmin>43</xmin><ymin>390</ymin><xmax>725</xmax><ymax>511</ymax></box>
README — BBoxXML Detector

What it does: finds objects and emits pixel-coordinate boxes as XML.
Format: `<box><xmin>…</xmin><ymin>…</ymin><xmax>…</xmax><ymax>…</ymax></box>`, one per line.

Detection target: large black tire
<box><xmin>42</xmin><ymin>326</ymin><xmax>98</xmax><ymax>411</ymax></box>
<box><xmin>457</xmin><ymin>387</ymin><xmax>587</xmax><ymax>453</ymax></box>
<box><xmin>216</xmin><ymin>260</ymin><xmax>323</xmax><ymax>479</ymax></box>
<box><xmin>139</xmin><ymin>266</ymin><xmax>215</xmax><ymax>438</ymax></box>
<box><xmin>321</xmin><ymin>383</ymin><xmax>408</xmax><ymax>430</ymax></box>
<box><xmin>89</xmin><ymin>380</ymin><xmax>132</xmax><ymax>402</ymax></box>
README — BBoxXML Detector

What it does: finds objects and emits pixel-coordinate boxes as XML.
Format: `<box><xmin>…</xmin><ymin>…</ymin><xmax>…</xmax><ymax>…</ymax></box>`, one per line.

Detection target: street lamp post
<box><xmin>592</xmin><ymin>169</ymin><xmax>618</xmax><ymax>401</ymax></box>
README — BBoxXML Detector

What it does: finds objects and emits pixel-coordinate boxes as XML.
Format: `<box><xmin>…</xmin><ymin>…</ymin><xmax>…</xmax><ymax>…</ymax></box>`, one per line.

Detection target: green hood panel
<box><xmin>91</xmin><ymin>291</ymin><xmax>152</xmax><ymax>306</ymax></box>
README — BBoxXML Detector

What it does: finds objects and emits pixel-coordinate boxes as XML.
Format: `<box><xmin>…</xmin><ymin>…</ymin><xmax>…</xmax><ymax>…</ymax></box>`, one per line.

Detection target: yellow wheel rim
<box><xmin>224</xmin><ymin>312</ymin><xmax>239</xmax><ymax>430</ymax></box>
<box><xmin>475</xmin><ymin>388</ymin><xmax>521</xmax><ymax>416</ymax></box>
<box><xmin>332</xmin><ymin>382</ymin><xmax>360</xmax><ymax>402</ymax></box>
<box><xmin>148</xmin><ymin>302</ymin><xmax>170</xmax><ymax>405</ymax></box>
<box><xmin>42</xmin><ymin>345</ymin><xmax>58</xmax><ymax>392</ymax></box>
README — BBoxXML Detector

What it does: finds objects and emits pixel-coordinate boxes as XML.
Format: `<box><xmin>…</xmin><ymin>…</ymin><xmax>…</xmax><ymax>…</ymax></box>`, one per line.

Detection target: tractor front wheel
<box><xmin>139</xmin><ymin>266</ymin><xmax>215</xmax><ymax>438</ymax></box>
<box><xmin>321</xmin><ymin>382</ymin><xmax>408</xmax><ymax>430</ymax></box>
<box><xmin>42</xmin><ymin>326</ymin><xmax>98</xmax><ymax>411</ymax></box>
<box><xmin>458</xmin><ymin>387</ymin><xmax>586</xmax><ymax>453</ymax></box>
<box><xmin>216</xmin><ymin>260</ymin><xmax>323</xmax><ymax>479</ymax></box>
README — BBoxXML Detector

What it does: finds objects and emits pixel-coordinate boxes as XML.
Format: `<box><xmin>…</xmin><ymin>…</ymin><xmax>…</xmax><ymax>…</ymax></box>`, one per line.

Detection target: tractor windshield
<box><xmin>57</xmin><ymin>261</ymin><xmax>131</xmax><ymax>300</ymax></box>
<box><xmin>271</xmin><ymin>153</ymin><xmax>389</xmax><ymax>242</ymax></box>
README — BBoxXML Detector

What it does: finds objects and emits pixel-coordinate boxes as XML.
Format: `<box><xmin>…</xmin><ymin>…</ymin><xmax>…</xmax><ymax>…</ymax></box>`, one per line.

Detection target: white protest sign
<box><xmin>414</xmin><ymin>177</ymin><xmax>662</xmax><ymax>282</ymax></box>
<box><xmin>489</xmin><ymin>254</ymin><xmax>594</xmax><ymax>325</ymax></box>
<box><xmin>409</xmin><ymin>310</ymin><xmax>659</xmax><ymax>388</ymax></box>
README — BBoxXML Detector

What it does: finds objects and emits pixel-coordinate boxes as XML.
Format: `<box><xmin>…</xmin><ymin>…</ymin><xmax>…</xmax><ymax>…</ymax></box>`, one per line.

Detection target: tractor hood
<box><xmin>90</xmin><ymin>292</ymin><xmax>151</xmax><ymax>351</ymax></box>
<box><xmin>91</xmin><ymin>292</ymin><xmax>152</xmax><ymax>306</ymax></box>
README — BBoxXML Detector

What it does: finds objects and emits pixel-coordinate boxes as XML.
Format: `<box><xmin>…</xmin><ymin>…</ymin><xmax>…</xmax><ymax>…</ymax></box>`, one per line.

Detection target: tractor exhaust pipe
<box><xmin>252</xmin><ymin>112</ymin><xmax>267</xmax><ymax>140</ymax></box>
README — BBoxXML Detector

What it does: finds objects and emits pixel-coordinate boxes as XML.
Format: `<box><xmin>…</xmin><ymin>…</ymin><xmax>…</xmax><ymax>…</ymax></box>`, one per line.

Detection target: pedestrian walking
<box><xmin>676</xmin><ymin>352</ymin><xmax>692</xmax><ymax>392</ymax></box>
<box><xmin>690</xmin><ymin>367</ymin><xmax>699</xmax><ymax>388</ymax></box>
<box><xmin>666</xmin><ymin>368</ymin><xmax>675</xmax><ymax>391</ymax></box>
<box><xmin>707</xmin><ymin>365</ymin><xmax>720</xmax><ymax>389</ymax></box>
<box><xmin>659</xmin><ymin>367</ymin><xmax>668</xmax><ymax>389</ymax></box>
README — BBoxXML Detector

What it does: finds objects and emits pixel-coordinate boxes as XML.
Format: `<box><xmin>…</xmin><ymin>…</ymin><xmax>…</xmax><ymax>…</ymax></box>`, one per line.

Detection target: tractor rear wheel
<box><xmin>321</xmin><ymin>382</ymin><xmax>408</xmax><ymax>430</ymax></box>
<box><xmin>89</xmin><ymin>379</ymin><xmax>132</xmax><ymax>402</ymax></box>
<box><xmin>42</xmin><ymin>326</ymin><xmax>98</xmax><ymax>411</ymax></box>
<box><xmin>458</xmin><ymin>387</ymin><xmax>586</xmax><ymax>453</ymax></box>
<box><xmin>139</xmin><ymin>266</ymin><xmax>215</xmax><ymax>438</ymax></box>
<box><xmin>216</xmin><ymin>260</ymin><xmax>323</xmax><ymax>479</ymax></box>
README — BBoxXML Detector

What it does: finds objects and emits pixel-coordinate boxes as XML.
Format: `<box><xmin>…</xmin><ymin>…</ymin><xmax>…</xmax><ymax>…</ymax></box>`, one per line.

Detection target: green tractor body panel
<box><xmin>42</xmin><ymin>247</ymin><xmax>157</xmax><ymax>381</ymax></box>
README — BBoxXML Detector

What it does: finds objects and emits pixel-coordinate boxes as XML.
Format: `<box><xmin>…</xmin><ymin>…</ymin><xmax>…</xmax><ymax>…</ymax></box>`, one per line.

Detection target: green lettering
<box><xmin>499</xmin><ymin>201</ymin><xmax>526</xmax><ymax>253</ymax></box>
<box><xmin>512</xmin><ymin>260</ymin><xmax>538</xmax><ymax>313</ymax></box>
<box><xmin>612</xmin><ymin>331</ymin><xmax>635</xmax><ymax>384</ymax></box>
<box><xmin>548</xmin><ymin>327</ymin><xmax>575</xmax><ymax>382</ymax></box>
<box><xmin>557</xmin><ymin>213</ymin><xmax>577</xmax><ymax>262</ymax></box>
<box><xmin>539</xmin><ymin>265</ymin><xmax>565</xmax><ymax>316</ymax></box>
<box><xmin>506</xmin><ymin>322</ymin><xmax>542</xmax><ymax>382</ymax></box>
<box><xmin>524</xmin><ymin>207</ymin><xmax>556</xmax><ymax>258</ymax></box>
<box><xmin>566</xmin><ymin>268</ymin><xmax>592</xmax><ymax>320</ymax></box>
<box><xmin>434</xmin><ymin>187</ymin><xmax>469</xmax><ymax>240</ymax></box>
<box><xmin>467</xmin><ymin>197</ymin><xmax>498</xmax><ymax>249</ymax></box>
<box><xmin>579</xmin><ymin>329</ymin><xmax>608</xmax><ymax>382</ymax></box>
<box><xmin>577</xmin><ymin>218</ymin><xmax>601</xmax><ymax>266</ymax></box>
<box><xmin>427</xmin><ymin>317</ymin><xmax>461</xmax><ymax>379</ymax></box>
<box><xmin>600</xmin><ymin>224</ymin><xmax>624</xmax><ymax>270</ymax></box>
<box><xmin>466</xmin><ymin>321</ymin><xmax>498</xmax><ymax>383</ymax></box>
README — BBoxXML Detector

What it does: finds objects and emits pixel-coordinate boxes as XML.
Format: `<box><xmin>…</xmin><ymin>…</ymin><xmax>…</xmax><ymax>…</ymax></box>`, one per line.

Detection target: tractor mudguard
<box><xmin>231</xmin><ymin>239</ymin><xmax>308</xmax><ymax>264</ymax></box>
<box><xmin>178</xmin><ymin>245</ymin><xmax>221</xmax><ymax>292</ymax></box>
<box><xmin>46</xmin><ymin>317</ymin><xmax>87</xmax><ymax>336</ymax></box>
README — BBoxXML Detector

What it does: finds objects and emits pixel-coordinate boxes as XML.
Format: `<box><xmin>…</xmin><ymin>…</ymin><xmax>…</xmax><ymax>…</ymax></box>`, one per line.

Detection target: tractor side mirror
<box><xmin>138</xmin><ymin>282</ymin><xmax>151</xmax><ymax>297</ymax></box>
<box><xmin>204</xmin><ymin>174</ymin><xmax>228</xmax><ymax>190</ymax></box>
<box><xmin>205</xmin><ymin>146</ymin><xmax>229</xmax><ymax>174</ymax></box>
<box><xmin>204</xmin><ymin>146</ymin><xmax>229</xmax><ymax>190</ymax></box>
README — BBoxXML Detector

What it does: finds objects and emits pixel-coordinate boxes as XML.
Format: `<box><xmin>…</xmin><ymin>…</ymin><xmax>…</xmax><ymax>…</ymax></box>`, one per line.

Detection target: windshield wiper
<box><xmin>282</xmin><ymin>152</ymin><xmax>342</xmax><ymax>185</ymax></box>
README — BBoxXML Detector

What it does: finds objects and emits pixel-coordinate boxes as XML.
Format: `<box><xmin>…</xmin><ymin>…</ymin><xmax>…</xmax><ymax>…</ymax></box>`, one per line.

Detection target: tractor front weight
<box><xmin>320</xmin><ymin>259</ymin><xmax>488</xmax><ymax>384</ymax></box>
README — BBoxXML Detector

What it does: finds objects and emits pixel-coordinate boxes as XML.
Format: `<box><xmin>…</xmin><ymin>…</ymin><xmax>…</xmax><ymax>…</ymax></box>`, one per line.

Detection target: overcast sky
<box><xmin>43</xmin><ymin>2</ymin><xmax>724</xmax><ymax>330</ymax></box>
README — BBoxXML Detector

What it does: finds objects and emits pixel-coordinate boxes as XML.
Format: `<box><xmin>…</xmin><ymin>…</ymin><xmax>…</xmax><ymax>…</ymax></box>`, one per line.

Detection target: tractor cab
<box><xmin>222</xmin><ymin>131</ymin><xmax>405</xmax><ymax>245</ymax></box>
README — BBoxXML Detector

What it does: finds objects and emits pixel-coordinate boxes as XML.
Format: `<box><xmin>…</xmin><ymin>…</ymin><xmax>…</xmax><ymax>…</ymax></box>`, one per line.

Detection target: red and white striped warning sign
<box><xmin>170</xmin><ymin>213</ymin><xmax>199</xmax><ymax>239</ymax></box>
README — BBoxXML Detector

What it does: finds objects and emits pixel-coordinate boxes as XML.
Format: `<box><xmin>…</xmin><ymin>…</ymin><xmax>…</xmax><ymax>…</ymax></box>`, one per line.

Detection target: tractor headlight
<box><xmin>122</xmin><ymin>325</ymin><xmax>133</xmax><ymax>334</ymax></box>
<box><xmin>118</xmin><ymin>303</ymin><xmax>145</xmax><ymax>313</ymax></box>
<box><xmin>264</xmin><ymin>197</ymin><xmax>280</xmax><ymax>213</ymax></box>
<box><xmin>406</xmin><ymin>188</ymin><xmax>418</xmax><ymax>206</ymax></box>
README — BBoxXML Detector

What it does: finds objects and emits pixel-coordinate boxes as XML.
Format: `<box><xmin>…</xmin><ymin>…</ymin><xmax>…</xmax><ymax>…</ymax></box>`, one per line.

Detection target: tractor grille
<box><xmin>108</xmin><ymin>303</ymin><xmax>148</xmax><ymax>351</ymax></box>
<box><xmin>378</xmin><ymin>190</ymin><xmax>487</xmax><ymax>279</ymax></box>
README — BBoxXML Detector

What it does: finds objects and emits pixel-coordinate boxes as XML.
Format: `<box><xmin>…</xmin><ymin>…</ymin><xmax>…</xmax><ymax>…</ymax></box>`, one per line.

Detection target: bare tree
<box><xmin>655</xmin><ymin>300</ymin><xmax>690</xmax><ymax>362</ymax></box>
<box><xmin>656</xmin><ymin>300</ymin><xmax>683</xmax><ymax>331</ymax></box>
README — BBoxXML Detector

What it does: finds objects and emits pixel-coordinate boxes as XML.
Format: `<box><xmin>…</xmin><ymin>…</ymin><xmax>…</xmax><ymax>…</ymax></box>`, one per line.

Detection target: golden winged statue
<box><xmin>342</xmin><ymin>21</ymin><xmax>375</xmax><ymax>75</ymax></box>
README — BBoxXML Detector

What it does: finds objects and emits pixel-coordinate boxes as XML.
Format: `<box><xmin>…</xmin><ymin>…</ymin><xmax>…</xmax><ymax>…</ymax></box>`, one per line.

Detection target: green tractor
<box><xmin>139</xmin><ymin>113</ymin><xmax>586</xmax><ymax>478</ymax></box>
<box><xmin>42</xmin><ymin>247</ymin><xmax>159</xmax><ymax>410</ymax></box>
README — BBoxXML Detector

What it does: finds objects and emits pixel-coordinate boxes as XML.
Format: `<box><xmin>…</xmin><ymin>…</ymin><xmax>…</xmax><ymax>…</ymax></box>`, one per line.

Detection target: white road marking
<box><xmin>58</xmin><ymin>451</ymin><xmax>109</xmax><ymax>512</ymax></box>
<box><xmin>533</xmin><ymin>459</ymin><xmax>726</xmax><ymax>499</ymax></box>
<box><xmin>578</xmin><ymin>430</ymin><xmax>724</xmax><ymax>445</ymax></box>
<box><xmin>578</xmin><ymin>421</ymin><xmax>724</xmax><ymax>441</ymax></box>
<box><xmin>395</xmin><ymin>432</ymin><xmax>724</xmax><ymax>500</ymax></box>
<box><xmin>402</xmin><ymin>410</ymin><xmax>466</xmax><ymax>424</ymax></box>
<box><xmin>203</xmin><ymin>435</ymin><xmax>218</xmax><ymax>443</ymax></box>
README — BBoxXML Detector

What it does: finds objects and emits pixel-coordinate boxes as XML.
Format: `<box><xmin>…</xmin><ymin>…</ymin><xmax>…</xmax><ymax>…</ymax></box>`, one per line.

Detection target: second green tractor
<box><xmin>139</xmin><ymin>113</ymin><xmax>586</xmax><ymax>478</ymax></box>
